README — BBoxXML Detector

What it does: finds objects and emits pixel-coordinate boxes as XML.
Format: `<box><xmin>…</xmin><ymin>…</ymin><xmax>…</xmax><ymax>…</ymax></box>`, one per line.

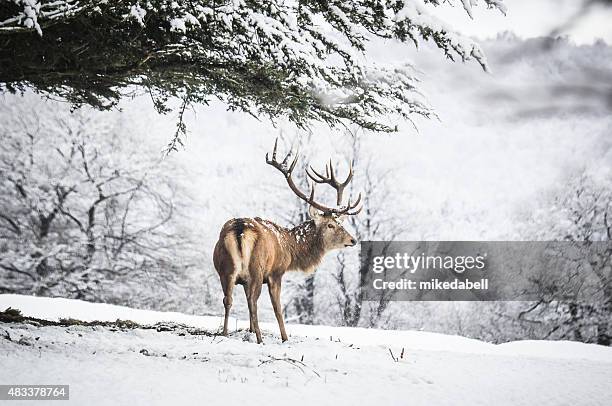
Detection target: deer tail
<box><xmin>224</xmin><ymin>221</ymin><xmax>257</xmax><ymax>275</ymax></box>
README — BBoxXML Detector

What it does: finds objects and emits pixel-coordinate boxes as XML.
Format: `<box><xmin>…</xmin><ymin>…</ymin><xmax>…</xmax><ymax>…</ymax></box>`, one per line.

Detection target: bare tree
<box><xmin>521</xmin><ymin>173</ymin><xmax>612</xmax><ymax>345</ymax></box>
<box><xmin>329</xmin><ymin>130</ymin><xmax>408</xmax><ymax>327</ymax></box>
<box><xmin>0</xmin><ymin>102</ymin><xmax>198</xmax><ymax>307</ymax></box>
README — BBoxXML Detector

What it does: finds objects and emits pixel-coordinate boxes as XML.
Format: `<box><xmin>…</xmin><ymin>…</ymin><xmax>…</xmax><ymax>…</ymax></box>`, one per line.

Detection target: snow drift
<box><xmin>1</xmin><ymin>294</ymin><xmax>610</xmax><ymax>406</ymax></box>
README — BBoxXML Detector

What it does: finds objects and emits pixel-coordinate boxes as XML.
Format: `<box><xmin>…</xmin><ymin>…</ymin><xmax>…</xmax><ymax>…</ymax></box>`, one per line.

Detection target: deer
<box><xmin>213</xmin><ymin>139</ymin><xmax>362</xmax><ymax>344</ymax></box>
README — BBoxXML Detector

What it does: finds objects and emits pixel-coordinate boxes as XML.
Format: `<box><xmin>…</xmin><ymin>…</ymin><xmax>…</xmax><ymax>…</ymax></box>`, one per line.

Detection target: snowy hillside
<box><xmin>1</xmin><ymin>294</ymin><xmax>611</xmax><ymax>406</ymax></box>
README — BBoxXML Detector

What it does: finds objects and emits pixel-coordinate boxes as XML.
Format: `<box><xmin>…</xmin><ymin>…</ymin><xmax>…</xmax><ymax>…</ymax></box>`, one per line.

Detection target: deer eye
<box><xmin>327</xmin><ymin>223</ymin><xmax>335</xmax><ymax>229</ymax></box>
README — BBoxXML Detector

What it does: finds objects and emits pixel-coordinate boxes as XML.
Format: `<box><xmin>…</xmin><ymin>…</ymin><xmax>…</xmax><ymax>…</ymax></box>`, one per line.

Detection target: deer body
<box><xmin>213</xmin><ymin>140</ymin><xmax>361</xmax><ymax>344</ymax></box>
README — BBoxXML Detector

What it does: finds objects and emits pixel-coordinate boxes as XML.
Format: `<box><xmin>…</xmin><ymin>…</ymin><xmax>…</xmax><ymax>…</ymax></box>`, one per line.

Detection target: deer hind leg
<box><xmin>221</xmin><ymin>274</ymin><xmax>236</xmax><ymax>336</ymax></box>
<box><xmin>243</xmin><ymin>283</ymin><xmax>255</xmax><ymax>333</ymax></box>
<box><xmin>268</xmin><ymin>277</ymin><xmax>288</xmax><ymax>342</ymax></box>
<box><xmin>246</xmin><ymin>276</ymin><xmax>263</xmax><ymax>344</ymax></box>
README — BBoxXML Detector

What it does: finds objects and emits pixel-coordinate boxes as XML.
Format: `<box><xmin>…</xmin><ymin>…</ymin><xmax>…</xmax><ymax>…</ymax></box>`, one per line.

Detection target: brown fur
<box><xmin>213</xmin><ymin>213</ymin><xmax>356</xmax><ymax>343</ymax></box>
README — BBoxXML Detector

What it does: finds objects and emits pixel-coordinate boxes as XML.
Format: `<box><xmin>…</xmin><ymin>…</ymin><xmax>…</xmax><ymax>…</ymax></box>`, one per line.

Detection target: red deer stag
<box><xmin>213</xmin><ymin>139</ymin><xmax>362</xmax><ymax>343</ymax></box>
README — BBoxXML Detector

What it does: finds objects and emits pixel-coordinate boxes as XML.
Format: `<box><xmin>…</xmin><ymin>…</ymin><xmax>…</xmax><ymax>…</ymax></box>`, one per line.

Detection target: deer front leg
<box><xmin>268</xmin><ymin>277</ymin><xmax>288</xmax><ymax>342</ymax></box>
<box><xmin>247</xmin><ymin>277</ymin><xmax>263</xmax><ymax>344</ymax></box>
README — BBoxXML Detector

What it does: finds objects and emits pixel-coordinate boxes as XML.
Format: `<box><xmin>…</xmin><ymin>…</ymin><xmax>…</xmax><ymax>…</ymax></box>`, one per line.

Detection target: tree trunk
<box><xmin>293</xmin><ymin>275</ymin><xmax>315</xmax><ymax>324</ymax></box>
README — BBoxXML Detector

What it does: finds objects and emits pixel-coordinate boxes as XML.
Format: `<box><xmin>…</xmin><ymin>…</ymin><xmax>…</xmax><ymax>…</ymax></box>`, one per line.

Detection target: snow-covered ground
<box><xmin>1</xmin><ymin>294</ymin><xmax>611</xmax><ymax>406</ymax></box>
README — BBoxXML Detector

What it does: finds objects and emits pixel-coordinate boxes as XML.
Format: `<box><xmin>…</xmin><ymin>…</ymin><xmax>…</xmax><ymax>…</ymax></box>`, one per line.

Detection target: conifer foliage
<box><xmin>1</xmin><ymin>0</ymin><xmax>505</xmax><ymax>136</ymax></box>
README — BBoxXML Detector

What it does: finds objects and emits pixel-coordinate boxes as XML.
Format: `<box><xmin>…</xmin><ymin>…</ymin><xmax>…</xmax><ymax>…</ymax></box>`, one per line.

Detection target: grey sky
<box><xmin>437</xmin><ymin>0</ymin><xmax>612</xmax><ymax>44</ymax></box>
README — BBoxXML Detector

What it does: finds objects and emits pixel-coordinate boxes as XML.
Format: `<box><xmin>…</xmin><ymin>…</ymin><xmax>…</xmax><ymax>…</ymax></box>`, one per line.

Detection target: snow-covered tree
<box><xmin>0</xmin><ymin>0</ymin><xmax>506</xmax><ymax>145</ymax></box>
<box><xmin>520</xmin><ymin>172</ymin><xmax>612</xmax><ymax>345</ymax></box>
<box><xmin>0</xmin><ymin>99</ymin><xmax>201</xmax><ymax>308</ymax></box>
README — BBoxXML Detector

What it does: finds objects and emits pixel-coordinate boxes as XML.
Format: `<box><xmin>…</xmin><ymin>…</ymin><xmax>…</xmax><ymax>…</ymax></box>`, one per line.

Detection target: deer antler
<box><xmin>307</xmin><ymin>159</ymin><xmax>358</xmax><ymax>203</ymax></box>
<box><xmin>266</xmin><ymin>138</ymin><xmax>362</xmax><ymax>216</ymax></box>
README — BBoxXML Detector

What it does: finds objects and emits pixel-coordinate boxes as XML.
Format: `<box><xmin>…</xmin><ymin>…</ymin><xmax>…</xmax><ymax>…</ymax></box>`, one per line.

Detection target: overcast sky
<box><xmin>437</xmin><ymin>0</ymin><xmax>612</xmax><ymax>44</ymax></box>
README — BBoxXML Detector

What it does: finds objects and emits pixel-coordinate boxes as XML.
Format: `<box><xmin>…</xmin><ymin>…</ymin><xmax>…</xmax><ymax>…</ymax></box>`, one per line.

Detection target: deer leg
<box><xmin>221</xmin><ymin>275</ymin><xmax>235</xmax><ymax>336</ymax></box>
<box><xmin>268</xmin><ymin>278</ymin><xmax>288</xmax><ymax>342</ymax></box>
<box><xmin>243</xmin><ymin>283</ymin><xmax>254</xmax><ymax>333</ymax></box>
<box><xmin>247</xmin><ymin>279</ymin><xmax>263</xmax><ymax>344</ymax></box>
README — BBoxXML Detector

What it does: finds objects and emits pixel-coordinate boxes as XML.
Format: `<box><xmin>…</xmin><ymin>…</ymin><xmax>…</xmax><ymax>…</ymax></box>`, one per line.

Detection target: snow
<box><xmin>169</xmin><ymin>18</ymin><xmax>187</xmax><ymax>32</ymax></box>
<box><xmin>1</xmin><ymin>294</ymin><xmax>611</xmax><ymax>405</ymax></box>
<box><xmin>18</xmin><ymin>0</ymin><xmax>42</xmax><ymax>36</ymax></box>
<box><xmin>461</xmin><ymin>0</ymin><xmax>476</xmax><ymax>20</ymax></box>
<box><xmin>128</xmin><ymin>4</ymin><xmax>147</xmax><ymax>27</ymax></box>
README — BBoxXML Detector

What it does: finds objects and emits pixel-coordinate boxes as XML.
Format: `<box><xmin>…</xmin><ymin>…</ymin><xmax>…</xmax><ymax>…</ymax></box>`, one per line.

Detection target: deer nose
<box><xmin>350</xmin><ymin>238</ymin><xmax>357</xmax><ymax>246</ymax></box>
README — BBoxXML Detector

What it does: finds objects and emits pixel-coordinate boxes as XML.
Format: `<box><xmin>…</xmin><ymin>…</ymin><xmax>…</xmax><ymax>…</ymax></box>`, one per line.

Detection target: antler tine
<box><xmin>288</xmin><ymin>147</ymin><xmax>299</xmax><ymax>174</ymax></box>
<box><xmin>265</xmin><ymin>138</ymin><xmax>300</xmax><ymax>178</ymax></box>
<box><xmin>308</xmin><ymin>182</ymin><xmax>316</xmax><ymax>202</ymax></box>
<box><xmin>348</xmin><ymin>192</ymin><xmax>362</xmax><ymax>210</ymax></box>
<box><xmin>266</xmin><ymin>139</ymin><xmax>337</xmax><ymax>214</ymax></box>
<box><xmin>281</xmin><ymin>145</ymin><xmax>291</xmax><ymax>166</ymax></box>
<box><xmin>265</xmin><ymin>138</ymin><xmax>277</xmax><ymax>164</ymax></box>
<box><xmin>328</xmin><ymin>159</ymin><xmax>336</xmax><ymax>183</ymax></box>
<box><xmin>308</xmin><ymin>160</ymin><xmax>353</xmax><ymax>185</ymax></box>
<box><xmin>306</xmin><ymin>165</ymin><xmax>328</xmax><ymax>184</ymax></box>
<box><xmin>340</xmin><ymin>161</ymin><xmax>354</xmax><ymax>187</ymax></box>
<box><xmin>306</xmin><ymin>158</ymin><xmax>361</xmax><ymax>210</ymax></box>
<box><xmin>335</xmin><ymin>192</ymin><xmax>363</xmax><ymax>216</ymax></box>
<box><xmin>346</xmin><ymin>204</ymin><xmax>363</xmax><ymax>215</ymax></box>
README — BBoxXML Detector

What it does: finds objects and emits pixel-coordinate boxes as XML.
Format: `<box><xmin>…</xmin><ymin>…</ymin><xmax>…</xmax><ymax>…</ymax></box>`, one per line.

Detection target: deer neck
<box><xmin>287</xmin><ymin>220</ymin><xmax>326</xmax><ymax>273</ymax></box>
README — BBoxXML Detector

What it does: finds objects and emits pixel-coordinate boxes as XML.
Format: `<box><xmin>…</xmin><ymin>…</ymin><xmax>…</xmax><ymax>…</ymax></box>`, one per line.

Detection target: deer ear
<box><xmin>336</xmin><ymin>214</ymin><xmax>347</xmax><ymax>223</ymax></box>
<box><xmin>308</xmin><ymin>205</ymin><xmax>323</xmax><ymax>222</ymax></box>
